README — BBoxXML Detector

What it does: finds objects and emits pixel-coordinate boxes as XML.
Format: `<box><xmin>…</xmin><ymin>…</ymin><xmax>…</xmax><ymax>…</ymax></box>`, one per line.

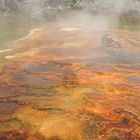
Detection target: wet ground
<box><xmin>0</xmin><ymin>23</ymin><xmax>140</xmax><ymax>140</ymax></box>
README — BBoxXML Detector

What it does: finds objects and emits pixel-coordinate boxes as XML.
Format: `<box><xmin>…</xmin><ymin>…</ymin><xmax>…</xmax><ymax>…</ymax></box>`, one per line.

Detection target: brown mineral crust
<box><xmin>104</xmin><ymin>30</ymin><xmax>140</xmax><ymax>51</ymax></box>
<box><xmin>0</xmin><ymin>129</ymin><xmax>43</xmax><ymax>140</ymax></box>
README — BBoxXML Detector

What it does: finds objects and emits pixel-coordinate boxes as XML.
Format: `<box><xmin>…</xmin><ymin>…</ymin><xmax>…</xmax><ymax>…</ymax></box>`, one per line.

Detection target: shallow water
<box><xmin>0</xmin><ymin>17</ymin><xmax>140</xmax><ymax>140</ymax></box>
<box><xmin>0</xmin><ymin>14</ymin><xmax>41</xmax><ymax>48</ymax></box>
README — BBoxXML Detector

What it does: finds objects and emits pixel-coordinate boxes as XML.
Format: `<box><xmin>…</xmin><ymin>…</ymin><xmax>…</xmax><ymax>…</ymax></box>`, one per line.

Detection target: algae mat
<box><xmin>0</xmin><ymin>24</ymin><xmax>140</xmax><ymax>140</ymax></box>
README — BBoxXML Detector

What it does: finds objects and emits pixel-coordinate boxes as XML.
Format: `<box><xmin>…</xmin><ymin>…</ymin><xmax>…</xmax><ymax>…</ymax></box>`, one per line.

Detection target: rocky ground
<box><xmin>0</xmin><ymin>24</ymin><xmax>140</xmax><ymax>140</ymax></box>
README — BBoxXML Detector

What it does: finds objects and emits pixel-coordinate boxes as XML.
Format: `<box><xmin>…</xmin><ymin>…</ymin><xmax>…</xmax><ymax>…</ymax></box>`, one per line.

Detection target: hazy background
<box><xmin>0</xmin><ymin>0</ymin><xmax>140</xmax><ymax>46</ymax></box>
<box><xmin>0</xmin><ymin>0</ymin><xmax>140</xmax><ymax>21</ymax></box>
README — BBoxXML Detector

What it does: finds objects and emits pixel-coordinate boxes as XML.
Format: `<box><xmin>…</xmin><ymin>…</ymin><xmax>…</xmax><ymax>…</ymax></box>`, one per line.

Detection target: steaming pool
<box><xmin>0</xmin><ymin>16</ymin><xmax>140</xmax><ymax>140</ymax></box>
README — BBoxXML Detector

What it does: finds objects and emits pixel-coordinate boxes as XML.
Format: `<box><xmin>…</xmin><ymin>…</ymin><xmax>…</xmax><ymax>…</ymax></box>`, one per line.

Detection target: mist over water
<box><xmin>0</xmin><ymin>0</ymin><xmax>138</xmax><ymax>45</ymax></box>
<box><xmin>0</xmin><ymin>0</ymin><xmax>140</xmax><ymax>63</ymax></box>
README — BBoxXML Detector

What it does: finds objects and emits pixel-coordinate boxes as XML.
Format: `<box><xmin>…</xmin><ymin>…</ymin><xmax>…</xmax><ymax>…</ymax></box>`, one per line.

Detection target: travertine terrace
<box><xmin>0</xmin><ymin>23</ymin><xmax>140</xmax><ymax>140</ymax></box>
